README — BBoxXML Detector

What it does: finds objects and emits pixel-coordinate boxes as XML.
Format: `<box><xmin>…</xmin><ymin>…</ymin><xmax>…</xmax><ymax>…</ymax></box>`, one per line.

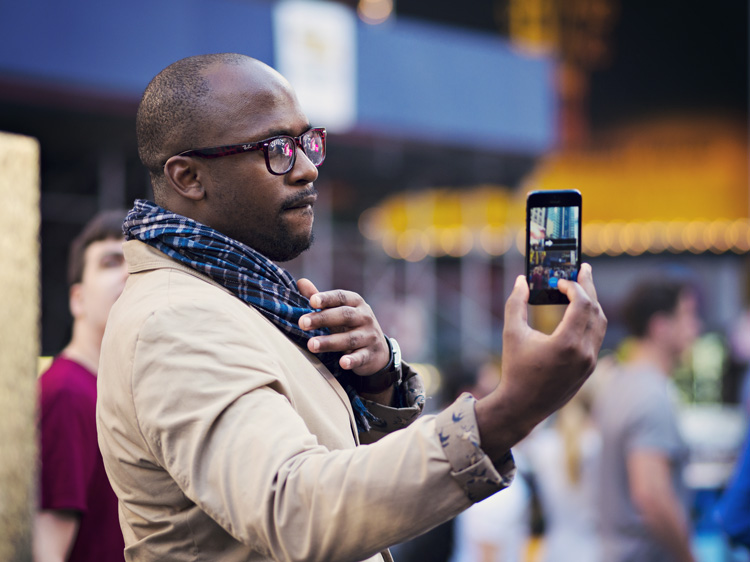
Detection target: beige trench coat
<box><xmin>97</xmin><ymin>241</ymin><xmax>512</xmax><ymax>562</ymax></box>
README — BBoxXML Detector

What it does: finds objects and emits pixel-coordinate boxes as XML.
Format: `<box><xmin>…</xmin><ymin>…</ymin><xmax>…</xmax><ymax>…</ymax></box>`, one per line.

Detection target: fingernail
<box><xmin>309</xmin><ymin>338</ymin><xmax>319</xmax><ymax>352</ymax></box>
<box><xmin>341</xmin><ymin>357</ymin><xmax>351</xmax><ymax>369</ymax></box>
<box><xmin>300</xmin><ymin>316</ymin><xmax>311</xmax><ymax>329</ymax></box>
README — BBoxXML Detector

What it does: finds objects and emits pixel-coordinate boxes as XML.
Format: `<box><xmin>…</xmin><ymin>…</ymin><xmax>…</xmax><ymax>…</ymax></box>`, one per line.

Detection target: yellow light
<box><xmin>438</xmin><ymin>228</ymin><xmax>457</xmax><ymax>256</ymax></box>
<box><xmin>620</xmin><ymin>223</ymin><xmax>642</xmax><ymax>256</ymax></box>
<box><xmin>397</xmin><ymin>229</ymin><xmax>429</xmax><ymax>262</ymax></box>
<box><xmin>741</xmin><ymin>221</ymin><xmax>750</xmax><ymax>252</ymax></box>
<box><xmin>707</xmin><ymin>220</ymin><xmax>728</xmax><ymax>253</ymax></box>
<box><xmin>649</xmin><ymin>222</ymin><xmax>668</xmax><ymax>253</ymax></box>
<box><xmin>726</xmin><ymin>220</ymin><xmax>742</xmax><ymax>250</ymax></box>
<box><xmin>363</xmin><ymin>181</ymin><xmax>750</xmax><ymax>261</ymax></box>
<box><xmin>358</xmin><ymin>207</ymin><xmax>382</xmax><ymax>241</ymax></box>
<box><xmin>638</xmin><ymin>223</ymin><xmax>654</xmax><ymax>254</ymax></box>
<box><xmin>735</xmin><ymin>220</ymin><xmax>750</xmax><ymax>253</ymax></box>
<box><xmin>683</xmin><ymin>221</ymin><xmax>704</xmax><ymax>254</ymax></box>
<box><xmin>601</xmin><ymin>222</ymin><xmax>620</xmax><ymax>256</ymax></box>
<box><xmin>408</xmin><ymin>362</ymin><xmax>443</xmax><ymax>396</ymax></box>
<box><xmin>446</xmin><ymin>227</ymin><xmax>474</xmax><ymax>258</ymax></box>
<box><xmin>424</xmin><ymin>226</ymin><xmax>441</xmax><ymax>258</ymax></box>
<box><xmin>479</xmin><ymin>225</ymin><xmax>511</xmax><ymax>256</ymax></box>
<box><xmin>583</xmin><ymin>222</ymin><xmax>603</xmax><ymax>256</ymax></box>
<box><xmin>381</xmin><ymin>231</ymin><xmax>400</xmax><ymax>259</ymax></box>
<box><xmin>667</xmin><ymin>221</ymin><xmax>686</xmax><ymax>253</ymax></box>
<box><xmin>357</xmin><ymin>0</ymin><xmax>393</xmax><ymax>25</ymax></box>
<box><xmin>516</xmin><ymin>229</ymin><xmax>526</xmax><ymax>256</ymax></box>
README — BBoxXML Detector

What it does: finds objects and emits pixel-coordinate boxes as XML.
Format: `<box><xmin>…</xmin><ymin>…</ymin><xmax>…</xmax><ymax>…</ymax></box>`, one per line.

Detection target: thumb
<box><xmin>297</xmin><ymin>278</ymin><xmax>320</xmax><ymax>306</ymax></box>
<box><xmin>504</xmin><ymin>275</ymin><xmax>529</xmax><ymax>331</ymax></box>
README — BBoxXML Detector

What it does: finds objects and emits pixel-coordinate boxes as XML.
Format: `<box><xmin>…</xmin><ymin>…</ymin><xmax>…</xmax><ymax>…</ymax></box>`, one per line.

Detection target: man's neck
<box><xmin>61</xmin><ymin>325</ymin><xmax>102</xmax><ymax>375</ymax></box>
<box><xmin>628</xmin><ymin>340</ymin><xmax>675</xmax><ymax>376</ymax></box>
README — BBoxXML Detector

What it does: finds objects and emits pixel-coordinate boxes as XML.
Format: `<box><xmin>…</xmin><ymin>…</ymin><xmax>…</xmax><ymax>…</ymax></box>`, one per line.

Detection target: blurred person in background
<box><xmin>522</xmin><ymin>360</ymin><xmax>607</xmax><ymax>562</ymax></box>
<box><xmin>34</xmin><ymin>210</ymin><xmax>127</xmax><ymax>562</ymax></box>
<box><xmin>594</xmin><ymin>278</ymin><xmax>701</xmax><ymax>562</ymax></box>
<box><xmin>449</xmin><ymin>359</ymin><xmax>532</xmax><ymax>562</ymax></box>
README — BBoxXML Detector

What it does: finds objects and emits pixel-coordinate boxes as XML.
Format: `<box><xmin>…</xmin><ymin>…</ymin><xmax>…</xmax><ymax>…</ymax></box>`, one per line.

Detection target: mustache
<box><xmin>282</xmin><ymin>187</ymin><xmax>318</xmax><ymax>209</ymax></box>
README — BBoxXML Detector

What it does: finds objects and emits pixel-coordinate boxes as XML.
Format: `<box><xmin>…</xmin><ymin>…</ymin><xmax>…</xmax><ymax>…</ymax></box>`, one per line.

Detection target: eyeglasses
<box><xmin>176</xmin><ymin>127</ymin><xmax>326</xmax><ymax>176</ymax></box>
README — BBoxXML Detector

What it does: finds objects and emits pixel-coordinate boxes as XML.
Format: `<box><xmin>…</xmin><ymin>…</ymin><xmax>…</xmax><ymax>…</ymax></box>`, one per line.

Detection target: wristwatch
<box><xmin>353</xmin><ymin>336</ymin><xmax>402</xmax><ymax>394</ymax></box>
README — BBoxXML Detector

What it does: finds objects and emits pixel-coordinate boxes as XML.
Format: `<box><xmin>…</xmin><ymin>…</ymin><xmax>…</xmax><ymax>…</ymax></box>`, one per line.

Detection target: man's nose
<box><xmin>289</xmin><ymin>146</ymin><xmax>319</xmax><ymax>183</ymax></box>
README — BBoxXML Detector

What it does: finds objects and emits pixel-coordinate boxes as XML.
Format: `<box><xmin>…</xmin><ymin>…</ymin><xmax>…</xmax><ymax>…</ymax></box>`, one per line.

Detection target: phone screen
<box><xmin>526</xmin><ymin>190</ymin><xmax>582</xmax><ymax>305</ymax></box>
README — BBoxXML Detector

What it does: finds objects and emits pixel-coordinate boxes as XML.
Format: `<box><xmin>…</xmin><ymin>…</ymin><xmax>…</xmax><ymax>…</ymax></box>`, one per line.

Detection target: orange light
<box><xmin>357</xmin><ymin>0</ymin><xmax>393</xmax><ymax>25</ymax></box>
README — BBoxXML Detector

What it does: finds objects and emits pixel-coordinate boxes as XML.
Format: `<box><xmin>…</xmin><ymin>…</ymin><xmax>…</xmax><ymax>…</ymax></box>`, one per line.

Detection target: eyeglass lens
<box><xmin>267</xmin><ymin>130</ymin><xmax>325</xmax><ymax>174</ymax></box>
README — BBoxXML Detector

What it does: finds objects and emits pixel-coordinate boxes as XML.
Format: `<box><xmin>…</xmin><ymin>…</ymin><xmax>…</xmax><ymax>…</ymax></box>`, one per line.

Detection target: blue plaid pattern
<box><xmin>124</xmin><ymin>199</ymin><xmax>377</xmax><ymax>432</ymax></box>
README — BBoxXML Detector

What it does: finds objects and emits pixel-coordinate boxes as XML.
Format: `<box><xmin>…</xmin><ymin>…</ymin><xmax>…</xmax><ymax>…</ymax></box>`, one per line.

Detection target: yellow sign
<box><xmin>360</xmin><ymin>116</ymin><xmax>749</xmax><ymax>259</ymax></box>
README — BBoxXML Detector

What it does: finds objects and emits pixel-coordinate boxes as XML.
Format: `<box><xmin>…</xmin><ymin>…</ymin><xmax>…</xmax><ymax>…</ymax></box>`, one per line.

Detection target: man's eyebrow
<box><xmin>256</xmin><ymin>124</ymin><xmax>313</xmax><ymax>140</ymax></box>
<box><xmin>99</xmin><ymin>251</ymin><xmax>125</xmax><ymax>260</ymax></box>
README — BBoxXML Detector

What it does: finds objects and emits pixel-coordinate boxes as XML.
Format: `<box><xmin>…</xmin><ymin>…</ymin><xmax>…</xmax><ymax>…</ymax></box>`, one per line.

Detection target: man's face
<box><xmin>194</xmin><ymin>61</ymin><xmax>320</xmax><ymax>261</ymax></box>
<box><xmin>71</xmin><ymin>237</ymin><xmax>128</xmax><ymax>334</ymax></box>
<box><xmin>663</xmin><ymin>291</ymin><xmax>701</xmax><ymax>360</ymax></box>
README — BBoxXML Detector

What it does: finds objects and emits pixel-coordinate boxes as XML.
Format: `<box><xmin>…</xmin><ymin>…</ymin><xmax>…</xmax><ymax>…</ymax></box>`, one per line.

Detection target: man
<box><xmin>595</xmin><ymin>278</ymin><xmax>701</xmax><ymax>562</ymax></box>
<box><xmin>97</xmin><ymin>53</ymin><xmax>606</xmax><ymax>561</ymax></box>
<box><xmin>35</xmin><ymin>210</ymin><xmax>127</xmax><ymax>562</ymax></box>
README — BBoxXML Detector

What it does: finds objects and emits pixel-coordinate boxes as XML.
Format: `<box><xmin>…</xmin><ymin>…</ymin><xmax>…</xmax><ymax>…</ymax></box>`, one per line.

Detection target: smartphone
<box><xmin>526</xmin><ymin>189</ymin><xmax>582</xmax><ymax>305</ymax></box>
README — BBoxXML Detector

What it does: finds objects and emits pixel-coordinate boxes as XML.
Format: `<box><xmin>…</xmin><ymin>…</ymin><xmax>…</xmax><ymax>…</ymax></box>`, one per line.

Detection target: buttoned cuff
<box><xmin>358</xmin><ymin>363</ymin><xmax>425</xmax><ymax>444</ymax></box>
<box><xmin>435</xmin><ymin>392</ymin><xmax>515</xmax><ymax>502</ymax></box>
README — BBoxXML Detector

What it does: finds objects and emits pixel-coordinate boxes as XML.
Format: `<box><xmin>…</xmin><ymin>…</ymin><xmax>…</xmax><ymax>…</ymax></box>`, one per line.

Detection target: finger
<box><xmin>340</xmin><ymin>354</ymin><xmax>357</xmax><ymax>371</ymax></box>
<box><xmin>340</xmin><ymin>347</ymin><xmax>377</xmax><ymax>372</ymax></box>
<box><xmin>298</xmin><ymin>279</ymin><xmax>323</xmax><ymax>331</ymax></box>
<box><xmin>297</xmin><ymin>278</ymin><xmax>321</xmax><ymax>306</ymax></box>
<box><xmin>298</xmin><ymin>278</ymin><xmax>320</xmax><ymax>331</ymax></box>
<box><xmin>554</xmin><ymin>269</ymin><xmax>599</xmax><ymax>338</ymax></box>
<box><xmin>504</xmin><ymin>275</ymin><xmax>529</xmax><ymax>333</ymax></box>
<box><xmin>310</xmin><ymin>289</ymin><xmax>359</xmax><ymax>311</ymax></box>
<box><xmin>302</xmin><ymin>304</ymin><xmax>364</xmax><ymax>332</ymax></box>
<box><xmin>577</xmin><ymin>263</ymin><xmax>599</xmax><ymax>302</ymax></box>
<box><xmin>559</xmin><ymin>263</ymin><xmax>598</xmax><ymax>303</ymax></box>
<box><xmin>308</xmin><ymin>329</ymin><xmax>369</xmax><ymax>355</ymax></box>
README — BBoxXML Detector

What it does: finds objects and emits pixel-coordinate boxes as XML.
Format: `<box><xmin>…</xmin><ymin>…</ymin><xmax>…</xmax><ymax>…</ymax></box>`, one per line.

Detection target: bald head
<box><xmin>136</xmin><ymin>53</ymin><xmax>290</xmax><ymax>200</ymax></box>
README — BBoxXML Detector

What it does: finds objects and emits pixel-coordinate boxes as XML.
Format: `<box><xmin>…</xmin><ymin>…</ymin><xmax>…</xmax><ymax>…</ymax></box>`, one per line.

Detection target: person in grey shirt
<box><xmin>595</xmin><ymin>277</ymin><xmax>700</xmax><ymax>562</ymax></box>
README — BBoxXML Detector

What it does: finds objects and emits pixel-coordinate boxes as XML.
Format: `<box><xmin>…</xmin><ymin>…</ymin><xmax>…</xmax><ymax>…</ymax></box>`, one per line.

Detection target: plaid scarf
<box><xmin>124</xmin><ymin>199</ymin><xmax>377</xmax><ymax>432</ymax></box>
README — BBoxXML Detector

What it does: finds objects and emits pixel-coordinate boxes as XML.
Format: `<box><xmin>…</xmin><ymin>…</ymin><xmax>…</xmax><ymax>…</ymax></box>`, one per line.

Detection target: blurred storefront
<box><xmin>0</xmin><ymin>0</ymin><xmax>555</xmax><ymax>355</ymax></box>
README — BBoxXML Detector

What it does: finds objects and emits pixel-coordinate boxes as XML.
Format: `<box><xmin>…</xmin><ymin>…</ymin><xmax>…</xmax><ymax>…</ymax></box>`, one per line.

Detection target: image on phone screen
<box><xmin>527</xmin><ymin>190</ymin><xmax>581</xmax><ymax>305</ymax></box>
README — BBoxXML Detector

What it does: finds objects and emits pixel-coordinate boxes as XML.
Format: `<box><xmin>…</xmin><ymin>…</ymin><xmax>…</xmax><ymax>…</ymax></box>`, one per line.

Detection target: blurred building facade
<box><xmin>0</xmin><ymin>0</ymin><xmax>555</xmax><ymax>357</ymax></box>
<box><xmin>1</xmin><ymin>0</ymin><xmax>748</xmax><ymax>411</ymax></box>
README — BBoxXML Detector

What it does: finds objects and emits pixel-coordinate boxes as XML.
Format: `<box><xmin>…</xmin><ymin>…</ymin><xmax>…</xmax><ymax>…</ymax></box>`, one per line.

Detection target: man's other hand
<box><xmin>298</xmin><ymin>278</ymin><xmax>390</xmax><ymax>376</ymax></box>
<box><xmin>475</xmin><ymin>263</ymin><xmax>607</xmax><ymax>464</ymax></box>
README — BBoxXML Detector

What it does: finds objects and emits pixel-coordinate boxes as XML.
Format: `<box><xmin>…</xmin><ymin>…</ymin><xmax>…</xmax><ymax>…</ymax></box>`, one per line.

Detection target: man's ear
<box><xmin>163</xmin><ymin>156</ymin><xmax>206</xmax><ymax>201</ymax></box>
<box><xmin>69</xmin><ymin>283</ymin><xmax>83</xmax><ymax>320</ymax></box>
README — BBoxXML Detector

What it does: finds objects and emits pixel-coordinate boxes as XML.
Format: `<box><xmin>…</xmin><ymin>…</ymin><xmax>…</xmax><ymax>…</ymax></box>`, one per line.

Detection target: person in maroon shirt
<box><xmin>35</xmin><ymin>210</ymin><xmax>128</xmax><ymax>562</ymax></box>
